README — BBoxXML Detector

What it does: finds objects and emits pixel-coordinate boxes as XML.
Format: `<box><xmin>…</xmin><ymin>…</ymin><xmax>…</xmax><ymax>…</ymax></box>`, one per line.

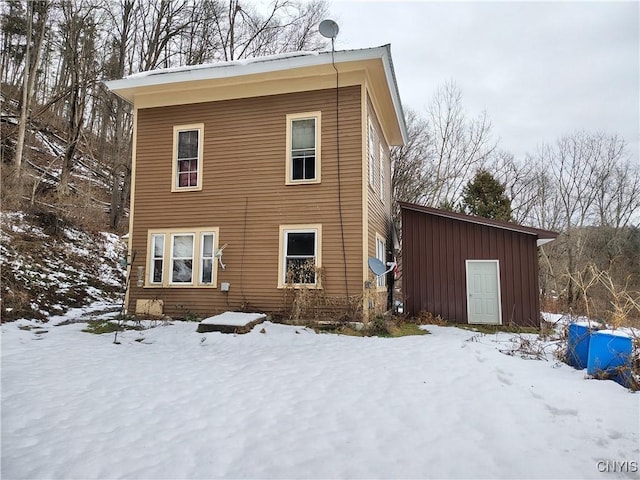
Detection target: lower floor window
<box><xmin>376</xmin><ymin>235</ymin><xmax>386</xmax><ymax>288</ymax></box>
<box><xmin>279</xmin><ymin>225</ymin><xmax>321</xmax><ymax>287</ymax></box>
<box><xmin>150</xmin><ymin>234</ymin><xmax>165</xmax><ymax>284</ymax></box>
<box><xmin>200</xmin><ymin>233</ymin><xmax>214</xmax><ymax>284</ymax></box>
<box><xmin>146</xmin><ymin>228</ymin><xmax>218</xmax><ymax>287</ymax></box>
<box><xmin>171</xmin><ymin>234</ymin><xmax>194</xmax><ymax>283</ymax></box>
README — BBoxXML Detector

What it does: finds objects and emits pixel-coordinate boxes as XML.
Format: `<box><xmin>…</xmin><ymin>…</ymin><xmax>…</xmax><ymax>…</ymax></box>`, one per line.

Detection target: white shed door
<box><xmin>466</xmin><ymin>260</ymin><xmax>502</xmax><ymax>325</ymax></box>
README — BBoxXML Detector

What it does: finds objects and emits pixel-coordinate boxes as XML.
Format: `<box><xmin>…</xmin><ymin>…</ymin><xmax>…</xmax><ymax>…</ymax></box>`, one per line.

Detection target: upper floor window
<box><xmin>172</xmin><ymin>124</ymin><xmax>204</xmax><ymax>192</ymax></box>
<box><xmin>286</xmin><ymin>112</ymin><xmax>321</xmax><ymax>184</ymax></box>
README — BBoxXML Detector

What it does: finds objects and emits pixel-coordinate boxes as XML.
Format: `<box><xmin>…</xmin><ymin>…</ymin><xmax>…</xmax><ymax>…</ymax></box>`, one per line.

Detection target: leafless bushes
<box><xmin>414</xmin><ymin>310</ymin><xmax>448</xmax><ymax>326</ymax></box>
<box><xmin>281</xmin><ymin>262</ymin><xmax>362</xmax><ymax>324</ymax></box>
<box><xmin>563</xmin><ymin>262</ymin><xmax>640</xmax><ymax>329</ymax></box>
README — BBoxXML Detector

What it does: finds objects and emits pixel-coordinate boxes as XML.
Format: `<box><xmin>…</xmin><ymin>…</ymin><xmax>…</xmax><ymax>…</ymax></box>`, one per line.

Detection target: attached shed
<box><xmin>400</xmin><ymin>202</ymin><xmax>558</xmax><ymax>327</ymax></box>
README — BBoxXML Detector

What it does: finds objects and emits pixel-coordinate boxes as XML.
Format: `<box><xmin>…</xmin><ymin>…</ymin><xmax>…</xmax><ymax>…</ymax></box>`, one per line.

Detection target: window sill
<box><xmin>285</xmin><ymin>179</ymin><xmax>321</xmax><ymax>186</ymax></box>
<box><xmin>144</xmin><ymin>284</ymin><xmax>218</xmax><ymax>289</ymax></box>
<box><xmin>277</xmin><ymin>284</ymin><xmax>323</xmax><ymax>290</ymax></box>
<box><xmin>171</xmin><ymin>186</ymin><xmax>202</xmax><ymax>193</ymax></box>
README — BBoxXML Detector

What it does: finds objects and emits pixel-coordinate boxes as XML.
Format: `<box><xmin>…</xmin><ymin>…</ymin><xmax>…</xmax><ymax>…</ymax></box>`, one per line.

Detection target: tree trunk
<box><xmin>13</xmin><ymin>1</ymin><xmax>32</xmax><ymax>178</ymax></box>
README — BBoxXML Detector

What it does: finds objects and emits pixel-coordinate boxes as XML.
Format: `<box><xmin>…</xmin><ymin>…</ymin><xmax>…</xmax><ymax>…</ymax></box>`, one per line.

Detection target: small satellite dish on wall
<box><xmin>319</xmin><ymin>19</ymin><xmax>339</xmax><ymax>39</ymax></box>
<box><xmin>368</xmin><ymin>257</ymin><xmax>387</xmax><ymax>277</ymax></box>
<box><xmin>368</xmin><ymin>257</ymin><xmax>398</xmax><ymax>278</ymax></box>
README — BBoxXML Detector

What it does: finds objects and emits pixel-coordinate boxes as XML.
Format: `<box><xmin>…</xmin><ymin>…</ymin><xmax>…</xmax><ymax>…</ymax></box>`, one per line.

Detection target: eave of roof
<box><xmin>104</xmin><ymin>45</ymin><xmax>408</xmax><ymax>144</ymax></box>
<box><xmin>399</xmin><ymin>202</ymin><xmax>559</xmax><ymax>246</ymax></box>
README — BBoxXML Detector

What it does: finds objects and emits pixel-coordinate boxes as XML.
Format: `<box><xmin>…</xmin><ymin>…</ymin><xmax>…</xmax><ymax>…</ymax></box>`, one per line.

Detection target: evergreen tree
<box><xmin>461</xmin><ymin>170</ymin><xmax>513</xmax><ymax>221</ymax></box>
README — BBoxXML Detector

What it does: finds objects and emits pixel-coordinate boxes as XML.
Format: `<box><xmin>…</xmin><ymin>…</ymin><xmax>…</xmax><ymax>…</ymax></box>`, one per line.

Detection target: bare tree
<box><xmin>57</xmin><ymin>1</ymin><xmax>101</xmax><ymax>196</ymax></box>
<box><xmin>526</xmin><ymin>163</ymin><xmax>564</xmax><ymax>231</ymax></box>
<box><xmin>13</xmin><ymin>0</ymin><xmax>50</xmax><ymax>177</ymax></box>
<box><xmin>591</xmin><ymin>135</ymin><xmax>640</xmax><ymax>229</ymax></box>
<box><xmin>178</xmin><ymin>0</ymin><xmax>225</xmax><ymax>65</ymax></box>
<box><xmin>530</xmin><ymin>131</ymin><xmax>639</xmax><ymax>309</ymax></box>
<box><xmin>423</xmin><ymin>81</ymin><xmax>497</xmax><ymax>208</ymax></box>
<box><xmin>210</xmin><ymin>0</ymin><xmax>327</xmax><ymax>62</ymax></box>
<box><xmin>391</xmin><ymin>108</ymin><xmax>431</xmax><ymax>218</ymax></box>
<box><xmin>137</xmin><ymin>0</ymin><xmax>193</xmax><ymax>71</ymax></box>
<box><xmin>0</xmin><ymin>0</ymin><xmax>26</xmax><ymax>88</ymax></box>
<box><xmin>390</xmin><ymin>81</ymin><xmax>497</xmax><ymax>216</ymax></box>
<box><xmin>101</xmin><ymin>0</ymin><xmax>137</xmax><ymax>228</ymax></box>
<box><xmin>485</xmin><ymin>150</ymin><xmax>539</xmax><ymax>224</ymax></box>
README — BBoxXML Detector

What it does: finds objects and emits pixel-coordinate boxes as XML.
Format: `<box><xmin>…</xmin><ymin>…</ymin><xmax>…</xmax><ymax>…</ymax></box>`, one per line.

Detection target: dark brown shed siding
<box><xmin>128</xmin><ymin>86</ymin><xmax>364</xmax><ymax>317</ymax></box>
<box><xmin>402</xmin><ymin>208</ymin><xmax>542</xmax><ymax>327</ymax></box>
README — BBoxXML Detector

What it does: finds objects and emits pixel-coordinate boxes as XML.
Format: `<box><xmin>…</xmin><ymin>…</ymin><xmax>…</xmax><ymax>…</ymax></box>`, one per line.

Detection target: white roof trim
<box><xmin>537</xmin><ymin>238</ymin><xmax>555</xmax><ymax>247</ymax></box>
<box><xmin>104</xmin><ymin>45</ymin><xmax>408</xmax><ymax>144</ymax></box>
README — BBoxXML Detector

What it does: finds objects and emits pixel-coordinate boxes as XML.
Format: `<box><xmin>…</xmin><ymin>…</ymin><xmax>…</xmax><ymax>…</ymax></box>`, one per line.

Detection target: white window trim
<box><xmin>171</xmin><ymin>123</ymin><xmax>204</xmax><ymax>192</ymax></box>
<box><xmin>277</xmin><ymin>224</ymin><xmax>322</xmax><ymax>288</ymax></box>
<box><xmin>285</xmin><ymin>112</ymin><xmax>321</xmax><ymax>185</ymax></box>
<box><xmin>368</xmin><ymin>118</ymin><xmax>375</xmax><ymax>188</ymax></box>
<box><xmin>199</xmin><ymin>232</ymin><xmax>215</xmax><ymax>285</ymax></box>
<box><xmin>145</xmin><ymin>227</ymin><xmax>219</xmax><ymax>288</ymax></box>
<box><xmin>149</xmin><ymin>233</ymin><xmax>165</xmax><ymax>285</ymax></box>
<box><xmin>169</xmin><ymin>233</ymin><xmax>195</xmax><ymax>285</ymax></box>
<box><xmin>376</xmin><ymin>233</ymin><xmax>387</xmax><ymax>289</ymax></box>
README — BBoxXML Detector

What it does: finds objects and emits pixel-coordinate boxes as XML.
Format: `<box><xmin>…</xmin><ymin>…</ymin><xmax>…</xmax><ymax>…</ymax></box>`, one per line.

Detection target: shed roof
<box><xmin>104</xmin><ymin>45</ymin><xmax>407</xmax><ymax>145</ymax></box>
<box><xmin>399</xmin><ymin>202</ymin><xmax>558</xmax><ymax>246</ymax></box>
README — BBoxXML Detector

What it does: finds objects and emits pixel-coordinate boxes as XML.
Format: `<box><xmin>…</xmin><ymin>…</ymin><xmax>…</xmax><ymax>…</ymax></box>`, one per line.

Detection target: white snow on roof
<box><xmin>200</xmin><ymin>311</ymin><xmax>266</xmax><ymax>327</ymax></box>
<box><xmin>125</xmin><ymin>50</ymin><xmax>319</xmax><ymax>80</ymax></box>
<box><xmin>104</xmin><ymin>45</ymin><xmax>408</xmax><ymax>144</ymax></box>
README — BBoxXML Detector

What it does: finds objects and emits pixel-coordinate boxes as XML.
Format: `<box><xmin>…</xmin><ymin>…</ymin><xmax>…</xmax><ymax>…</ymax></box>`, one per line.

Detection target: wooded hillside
<box><xmin>1</xmin><ymin>0</ymin><xmax>328</xmax><ymax>230</ymax></box>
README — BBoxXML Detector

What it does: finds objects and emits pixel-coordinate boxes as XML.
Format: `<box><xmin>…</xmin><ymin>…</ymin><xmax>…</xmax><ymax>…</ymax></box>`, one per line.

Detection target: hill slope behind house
<box><xmin>1</xmin><ymin>210</ymin><xmax>126</xmax><ymax>321</ymax></box>
<box><xmin>1</xmin><ymin>92</ymin><xmax>127</xmax><ymax>323</ymax></box>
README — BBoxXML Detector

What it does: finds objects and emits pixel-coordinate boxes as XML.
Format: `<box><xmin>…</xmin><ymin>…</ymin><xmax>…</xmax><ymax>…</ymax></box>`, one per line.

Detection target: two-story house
<box><xmin>105</xmin><ymin>45</ymin><xmax>407</xmax><ymax>320</ymax></box>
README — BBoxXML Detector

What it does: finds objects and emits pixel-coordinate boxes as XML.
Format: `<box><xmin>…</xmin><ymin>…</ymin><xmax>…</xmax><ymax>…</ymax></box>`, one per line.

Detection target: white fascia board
<box><xmin>537</xmin><ymin>238</ymin><xmax>555</xmax><ymax>247</ymax></box>
<box><xmin>105</xmin><ymin>46</ymin><xmax>387</xmax><ymax>92</ymax></box>
<box><xmin>379</xmin><ymin>45</ymin><xmax>408</xmax><ymax>144</ymax></box>
<box><xmin>103</xmin><ymin>45</ymin><xmax>408</xmax><ymax>145</ymax></box>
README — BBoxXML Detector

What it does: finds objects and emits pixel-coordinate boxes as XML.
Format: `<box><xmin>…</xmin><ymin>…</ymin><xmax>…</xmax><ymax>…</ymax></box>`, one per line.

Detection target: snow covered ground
<box><xmin>2</xmin><ymin>313</ymin><xmax>638</xmax><ymax>479</ymax></box>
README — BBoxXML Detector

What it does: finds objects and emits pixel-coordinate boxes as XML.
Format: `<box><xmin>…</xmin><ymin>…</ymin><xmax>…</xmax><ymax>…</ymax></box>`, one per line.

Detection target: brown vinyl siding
<box><xmin>366</xmin><ymin>94</ymin><xmax>392</xmax><ymax>311</ymax></box>
<box><xmin>129</xmin><ymin>86</ymin><xmax>363</xmax><ymax>317</ymax></box>
<box><xmin>402</xmin><ymin>206</ymin><xmax>544</xmax><ymax>327</ymax></box>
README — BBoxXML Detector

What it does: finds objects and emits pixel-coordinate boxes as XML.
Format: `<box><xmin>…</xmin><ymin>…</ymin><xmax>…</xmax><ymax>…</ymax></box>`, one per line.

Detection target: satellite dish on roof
<box><xmin>319</xmin><ymin>19</ymin><xmax>339</xmax><ymax>39</ymax></box>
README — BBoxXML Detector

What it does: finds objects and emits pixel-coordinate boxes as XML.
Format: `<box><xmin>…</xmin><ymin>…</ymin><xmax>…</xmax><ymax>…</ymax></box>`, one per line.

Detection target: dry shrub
<box><xmin>415</xmin><ymin>310</ymin><xmax>448</xmax><ymax>326</ymax></box>
<box><xmin>567</xmin><ymin>263</ymin><xmax>640</xmax><ymax>329</ymax></box>
<box><xmin>281</xmin><ymin>264</ymin><xmax>362</xmax><ymax>324</ymax></box>
<box><xmin>498</xmin><ymin>332</ymin><xmax>564</xmax><ymax>362</ymax></box>
<box><xmin>540</xmin><ymin>294</ymin><xmax>563</xmax><ymax>314</ymax></box>
<box><xmin>1</xmin><ymin>165</ymin><xmax>30</xmax><ymax>211</ymax></box>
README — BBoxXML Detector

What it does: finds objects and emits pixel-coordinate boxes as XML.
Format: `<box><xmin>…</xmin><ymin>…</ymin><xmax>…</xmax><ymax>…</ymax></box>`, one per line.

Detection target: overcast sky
<box><xmin>326</xmin><ymin>1</ymin><xmax>639</xmax><ymax>163</ymax></box>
